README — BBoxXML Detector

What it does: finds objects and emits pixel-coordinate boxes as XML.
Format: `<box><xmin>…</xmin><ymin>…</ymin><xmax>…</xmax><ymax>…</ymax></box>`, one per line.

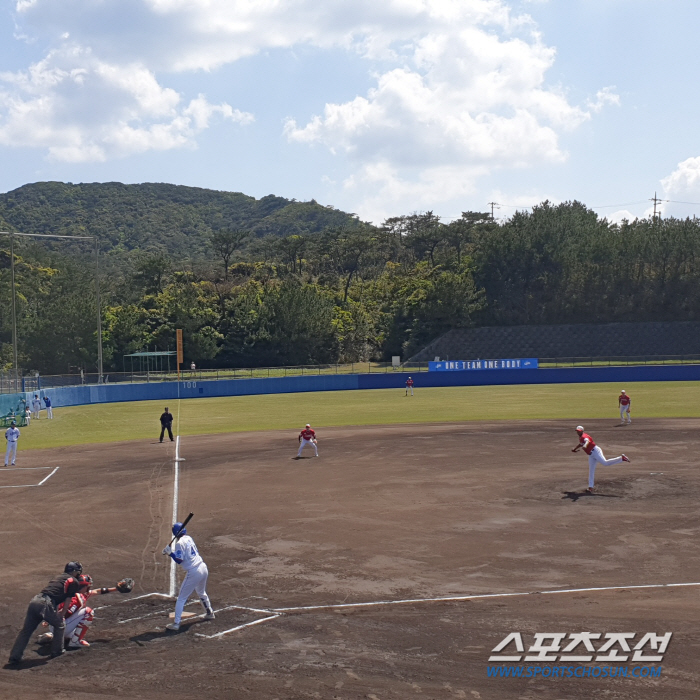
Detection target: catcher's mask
<box><xmin>172</xmin><ymin>522</ymin><xmax>186</xmax><ymax>538</ymax></box>
<box><xmin>77</xmin><ymin>574</ymin><xmax>93</xmax><ymax>588</ymax></box>
<box><xmin>64</xmin><ymin>561</ymin><xmax>83</xmax><ymax>575</ymax></box>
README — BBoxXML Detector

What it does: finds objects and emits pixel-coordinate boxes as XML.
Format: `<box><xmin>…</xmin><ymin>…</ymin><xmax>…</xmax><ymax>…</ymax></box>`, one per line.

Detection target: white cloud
<box><xmin>606</xmin><ymin>209</ymin><xmax>638</xmax><ymax>225</ymax></box>
<box><xmin>280</xmin><ymin>3</ymin><xmax>611</xmax><ymax>215</ymax></box>
<box><xmin>0</xmin><ymin>46</ymin><xmax>253</xmax><ymax>161</ymax></box>
<box><xmin>661</xmin><ymin>156</ymin><xmax>700</xmax><ymax>199</ymax></box>
<box><xmin>342</xmin><ymin>160</ymin><xmax>487</xmax><ymax>222</ymax></box>
<box><xmin>586</xmin><ymin>86</ymin><xmax>620</xmax><ymax>113</ymax></box>
<box><xmin>5</xmin><ymin>0</ymin><xmax>613</xmax><ymax>205</ymax></box>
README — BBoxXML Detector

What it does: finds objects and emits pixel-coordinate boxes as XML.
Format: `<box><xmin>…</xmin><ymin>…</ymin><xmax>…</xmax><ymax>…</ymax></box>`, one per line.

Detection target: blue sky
<box><xmin>1</xmin><ymin>0</ymin><xmax>699</xmax><ymax>225</ymax></box>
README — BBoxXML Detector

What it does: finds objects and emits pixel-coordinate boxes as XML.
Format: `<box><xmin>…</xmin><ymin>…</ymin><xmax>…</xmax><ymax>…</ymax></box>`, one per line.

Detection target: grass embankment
<box><xmin>15</xmin><ymin>381</ymin><xmax>700</xmax><ymax>450</ymax></box>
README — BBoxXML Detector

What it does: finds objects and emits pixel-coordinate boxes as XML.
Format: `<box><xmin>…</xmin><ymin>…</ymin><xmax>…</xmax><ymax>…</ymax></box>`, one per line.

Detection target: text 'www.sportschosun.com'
<box><xmin>487</xmin><ymin>665</ymin><xmax>663</xmax><ymax>679</ymax></box>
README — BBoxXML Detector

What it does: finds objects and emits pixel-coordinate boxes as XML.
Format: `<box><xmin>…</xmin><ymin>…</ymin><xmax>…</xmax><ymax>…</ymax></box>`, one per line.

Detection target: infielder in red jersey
<box><xmin>297</xmin><ymin>424</ymin><xmax>318</xmax><ymax>458</ymax></box>
<box><xmin>618</xmin><ymin>390</ymin><xmax>631</xmax><ymax>424</ymax></box>
<box><xmin>572</xmin><ymin>426</ymin><xmax>630</xmax><ymax>492</ymax></box>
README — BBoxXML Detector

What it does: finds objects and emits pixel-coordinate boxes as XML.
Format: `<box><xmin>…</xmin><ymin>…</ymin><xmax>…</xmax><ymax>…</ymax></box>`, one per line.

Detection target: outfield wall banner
<box><xmin>429</xmin><ymin>359</ymin><xmax>538</xmax><ymax>371</ymax></box>
<box><xmin>33</xmin><ymin>364</ymin><xmax>700</xmax><ymax>408</ymax></box>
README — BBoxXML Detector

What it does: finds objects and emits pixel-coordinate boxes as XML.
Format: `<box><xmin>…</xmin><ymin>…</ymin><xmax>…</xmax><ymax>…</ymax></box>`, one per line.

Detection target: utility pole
<box><xmin>650</xmin><ymin>192</ymin><xmax>667</xmax><ymax>223</ymax></box>
<box><xmin>488</xmin><ymin>202</ymin><xmax>500</xmax><ymax>220</ymax></box>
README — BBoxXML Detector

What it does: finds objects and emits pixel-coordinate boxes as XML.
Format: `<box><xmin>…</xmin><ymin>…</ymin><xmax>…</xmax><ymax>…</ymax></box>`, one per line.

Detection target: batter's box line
<box><xmin>116</xmin><ymin>602</ymin><xmax>275</xmax><ymax>625</ymax></box>
<box><xmin>93</xmin><ymin>591</ymin><xmax>171</xmax><ymax>612</ymax></box>
<box><xmin>195</xmin><ymin>614</ymin><xmax>282</xmax><ymax>639</ymax></box>
<box><xmin>0</xmin><ymin>465</ymin><xmax>59</xmax><ymax>488</ymax></box>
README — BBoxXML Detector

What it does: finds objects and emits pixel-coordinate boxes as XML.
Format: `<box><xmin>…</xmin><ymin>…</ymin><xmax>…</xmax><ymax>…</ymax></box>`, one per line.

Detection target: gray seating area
<box><xmin>409</xmin><ymin>322</ymin><xmax>700</xmax><ymax>362</ymax></box>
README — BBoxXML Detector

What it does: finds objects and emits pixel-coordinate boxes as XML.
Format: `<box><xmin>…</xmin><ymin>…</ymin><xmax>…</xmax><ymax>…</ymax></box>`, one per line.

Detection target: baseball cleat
<box><xmin>165</xmin><ymin>622</ymin><xmax>180</xmax><ymax>631</ymax></box>
<box><xmin>622</xmin><ymin>454</ymin><xmax>630</xmax><ymax>462</ymax></box>
<box><xmin>67</xmin><ymin>640</ymin><xmax>89</xmax><ymax>648</ymax></box>
<box><xmin>585</xmin><ymin>487</ymin><xmax>595</xmax><ymax>493</ymax></box>
<box><xmin>37</xmin><ymin>632</ymin><xmax>53</xmax><ymax>645</ymax></box>
<box><xmin>204</xmin><ymin>612</ymin><xmax>216</xmax><ymax>620</ymax></box>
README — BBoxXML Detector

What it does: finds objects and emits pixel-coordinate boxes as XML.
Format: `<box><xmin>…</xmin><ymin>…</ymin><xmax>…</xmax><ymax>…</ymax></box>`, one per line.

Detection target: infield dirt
<box><xmin>1</xmin><ymin>419</ymin><xmax>699</xmax><ymax>699</ymax></box>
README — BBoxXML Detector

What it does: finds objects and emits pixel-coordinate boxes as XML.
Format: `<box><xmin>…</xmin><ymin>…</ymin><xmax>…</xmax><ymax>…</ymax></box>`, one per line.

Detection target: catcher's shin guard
<box><xmin>70</xmin><ymin>619</ymin><xmax>92</xmax><ymax>646</ymax></box>
<box><xmin>70</xmin><ymin>607</ymin><xmax>94</xmax><ymax>644</ymax></box>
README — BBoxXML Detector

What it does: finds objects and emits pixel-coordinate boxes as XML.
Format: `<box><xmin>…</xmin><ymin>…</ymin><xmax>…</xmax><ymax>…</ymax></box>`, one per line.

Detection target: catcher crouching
<box><xmin>38</xmin><ymin>570</ymin><xmax>135</xmax><ymax>650</ymax></box>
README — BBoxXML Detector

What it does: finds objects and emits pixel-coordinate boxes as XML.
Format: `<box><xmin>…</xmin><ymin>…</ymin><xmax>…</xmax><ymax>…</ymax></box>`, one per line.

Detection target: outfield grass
<box><xmin>14</xmin><ymin>380</ymin><xmax>700</xmax><ymax>450</ymax></box>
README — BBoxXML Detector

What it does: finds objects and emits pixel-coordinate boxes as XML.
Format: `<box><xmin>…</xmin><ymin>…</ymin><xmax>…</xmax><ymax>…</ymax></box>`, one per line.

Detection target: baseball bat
<box><xmin>168</xmin><ymin>512</ymin><xmax>194</xmax><ymax>547</ymax></box>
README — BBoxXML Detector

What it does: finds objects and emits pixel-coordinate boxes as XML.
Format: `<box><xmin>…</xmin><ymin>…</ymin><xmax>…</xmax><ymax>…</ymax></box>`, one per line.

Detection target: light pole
<box><xmin>94</xmin><ymin>236</ymin><xmax>103</xmax><ymax>382</ymax></box>
<box><xmin>9</xmin><ymin>231</ymin><xmax>18</xmax><ymax>392</ymax></box>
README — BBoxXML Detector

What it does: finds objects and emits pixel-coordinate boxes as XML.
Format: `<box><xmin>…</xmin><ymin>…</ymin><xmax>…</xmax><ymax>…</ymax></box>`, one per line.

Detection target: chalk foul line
<box><xmin>269</xmin><ymin>581</ymin><xmax>700</xmax><ymax>613</ymax></box>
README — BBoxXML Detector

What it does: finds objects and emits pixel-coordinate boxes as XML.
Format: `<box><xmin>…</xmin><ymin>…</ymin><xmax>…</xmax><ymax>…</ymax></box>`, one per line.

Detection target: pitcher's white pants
<box><xmin>298</xmin><ymin>438</ymin><xmax>318</xmax><ymax>457</ymax></box>
<box><xmin>588</xmin><ymin>446</ymin><xmax>624</xmax><ymax>488</ymax></box>
<box><xmin>174</xmin><ymin>562</ymin><xmax>211</xmax><ymax>624</ymax></box>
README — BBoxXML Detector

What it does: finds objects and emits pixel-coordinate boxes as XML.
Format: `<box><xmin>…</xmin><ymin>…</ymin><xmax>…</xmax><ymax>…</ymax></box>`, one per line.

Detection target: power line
<box><xmin>666</xmin><ymin>199</ymin><xmax>700</xmax><ymax>206</ymax></box>
<box><xmin>417</xmin><ymin>194</ymin><xmax>700</xmax><ymax>224</ymax></box>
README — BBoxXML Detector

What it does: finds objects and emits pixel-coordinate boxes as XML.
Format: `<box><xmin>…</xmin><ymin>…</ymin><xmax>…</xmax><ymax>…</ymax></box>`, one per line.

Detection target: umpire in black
<box><xmin>159</xmin><ymin>406</ymin><xmax>174</xmax><ymax>443</ymax></box>
<box><xmin>9</xmin><ymin>561</ymin><xmax>84</xmax><ymax>663</ymax></box>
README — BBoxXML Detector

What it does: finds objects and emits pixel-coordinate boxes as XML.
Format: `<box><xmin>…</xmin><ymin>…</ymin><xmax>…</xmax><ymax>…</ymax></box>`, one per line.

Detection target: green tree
<box><xmin>210</xmin><ymin>230</ymin><xmax>249</xmax><ymax>281</ymax></box>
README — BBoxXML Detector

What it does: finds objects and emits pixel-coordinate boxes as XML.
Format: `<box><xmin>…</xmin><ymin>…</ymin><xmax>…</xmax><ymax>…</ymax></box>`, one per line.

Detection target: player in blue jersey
<box><xmin>162</xmin><ymin>522</ymin><xmax>215</xmax><ymax>630</ymax></box>
<box><xmin>4</xmin><ymin>421</ymin><xmax>20</xmax><ymax>466</ymax></box>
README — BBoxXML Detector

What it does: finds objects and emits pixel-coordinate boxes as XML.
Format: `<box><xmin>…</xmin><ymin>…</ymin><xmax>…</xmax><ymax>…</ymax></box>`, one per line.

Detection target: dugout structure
<box><xmin>123</xmin><ymin>350</ymin><xmax>176</xmax><ymax>379</ymax></box>
<box><xmin>1</xmin><ymin>396</ymin><xmax>28</xmax><ymax>427</ymax></box>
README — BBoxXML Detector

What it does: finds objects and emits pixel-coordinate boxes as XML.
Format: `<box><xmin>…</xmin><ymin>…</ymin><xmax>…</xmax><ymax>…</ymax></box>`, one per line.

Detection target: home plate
<box><xmin>169</xmin><ymin>611</ymin><xmax>196</xmax><ymax>619</ymax></box>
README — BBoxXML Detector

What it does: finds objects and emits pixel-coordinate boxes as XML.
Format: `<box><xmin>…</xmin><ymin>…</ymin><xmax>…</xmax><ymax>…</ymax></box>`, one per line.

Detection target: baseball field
<box><xmin>2</xmin><ymin>381</ymin><xmax>700</xmax><ymax>700</ymax></box>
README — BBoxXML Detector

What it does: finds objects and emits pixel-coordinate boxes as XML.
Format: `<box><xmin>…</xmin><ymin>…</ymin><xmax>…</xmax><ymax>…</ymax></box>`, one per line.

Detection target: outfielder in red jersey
<box><xmin>618</xmin><ymin>390</ymin><xmax>631</xmax><ymax>424</ymax></box>
<box><xmin>405</xmin><ymin>377</ymin><xmax>414</xmax><ymax>396</ymax></box>
<box><xmin>572</xmin><ymin>425</ymin><xmax>630</xmax><ymax>493</ymax></box>
<box><xmin>297</xmin><ymin>424</ymin><xmax>318</xmax><ymax>458</ymax></box>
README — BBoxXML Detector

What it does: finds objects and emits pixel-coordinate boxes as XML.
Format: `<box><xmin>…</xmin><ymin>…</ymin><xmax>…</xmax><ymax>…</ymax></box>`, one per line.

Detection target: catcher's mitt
<box><xmin>116</xmin><ymin>577</ymin><xmax>135</xmax><ymax>593</ymax></box>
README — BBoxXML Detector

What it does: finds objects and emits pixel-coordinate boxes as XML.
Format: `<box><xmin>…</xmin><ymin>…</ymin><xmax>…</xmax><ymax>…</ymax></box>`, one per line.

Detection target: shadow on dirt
<box><xmin>562</xmin><ymin>491</ymin><xmax>620</xmax><ymax>502</ymax></box>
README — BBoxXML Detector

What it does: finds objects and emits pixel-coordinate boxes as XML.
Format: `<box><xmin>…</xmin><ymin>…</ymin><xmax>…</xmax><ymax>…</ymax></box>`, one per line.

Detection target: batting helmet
<box><xmin>172</xmin><ymin>522</ymin><xmax>186</xmax><ymax>538</ymax></box>
<box><xmin>64</xmin><ymin>561</ymin><xmax>83</xmax><ymax>575</ymax></box>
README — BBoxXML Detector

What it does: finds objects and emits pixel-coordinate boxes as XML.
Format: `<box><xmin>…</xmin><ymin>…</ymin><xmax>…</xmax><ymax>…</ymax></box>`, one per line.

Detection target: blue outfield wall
<box><xmin>2</xmin><ymin>364</ymin><xmax>698</xmax><ymax>410</ymax></box>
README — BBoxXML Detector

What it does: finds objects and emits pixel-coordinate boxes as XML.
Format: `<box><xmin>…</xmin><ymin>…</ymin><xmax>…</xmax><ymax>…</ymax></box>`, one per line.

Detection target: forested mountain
<box><xmin>0</xmin><ymin>182</ymin><xmax>361</xmax><ymax>257</ymax></box>
<box><xmin>2</xmin><ymin>191</ymin><xmax>700</xmax><ymax>375</ymax></box>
